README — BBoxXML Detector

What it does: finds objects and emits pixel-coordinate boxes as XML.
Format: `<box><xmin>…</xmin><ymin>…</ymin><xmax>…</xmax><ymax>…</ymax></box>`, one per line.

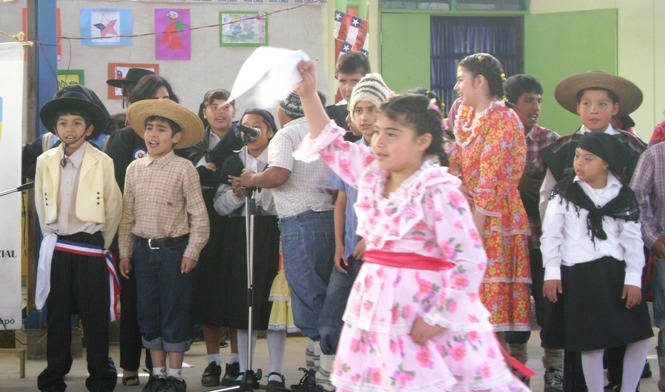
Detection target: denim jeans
<box><xmin>134</xmin><ymin>239</ymin><xmax>192</xmax><ymax>353</ymax></box>
<box><xmin>279</xmin><ymin>210</ymin><xmax>335</xmax><ymax>341</ymax></box>
<box><xmin>318</xmin><ymin>257</ymin><xmax>363</xmax><ymax>355</ymax></box>
<box><xmin>654</xmin><ymin>257</ymin><xmax>665</xmax><ymax>350</ymax></box>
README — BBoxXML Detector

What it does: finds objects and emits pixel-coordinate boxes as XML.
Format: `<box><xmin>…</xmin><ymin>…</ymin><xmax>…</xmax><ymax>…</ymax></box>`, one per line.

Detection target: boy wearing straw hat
<box><xmin>119</xmin><ymin>99</ymin><xmax>209</xmax><ymax>392</ymax></box>
<box><xmin>34</xmin><ymin>88</ymin><xmax>122</xmax><ymax>392</ymax></box>
<box><xmin>539</xmin><ymin>71</ymin><xmax>647</xmax><ymax>392</ymax></box>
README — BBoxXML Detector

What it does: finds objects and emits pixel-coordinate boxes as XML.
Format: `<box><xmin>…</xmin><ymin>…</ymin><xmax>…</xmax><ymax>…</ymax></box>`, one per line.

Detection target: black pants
<box><xmin>37</xmin><ymin>232</ymin><xmax>117</xmax><ymax>392</ymax></box>
<box><xmin>119</xmin><ymin>269</ymin><xmax>152</xmax><ymax>372</ymax></box>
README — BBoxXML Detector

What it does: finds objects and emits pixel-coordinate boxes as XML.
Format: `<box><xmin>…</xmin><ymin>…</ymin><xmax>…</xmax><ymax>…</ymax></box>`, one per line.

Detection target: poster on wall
<box><xmin>57</xmin><ymin>70</ymin><xmax>85</xmax><ymax>89</ymax></box>
<box><xmin>107</xmin><ymin>63</ymin><xmax>159</xmax><ymax>99</ymax></box>
<box><xmin>80</xmin><ymin>8</ymin><xmax>133</xmax><ymax>46</ymax></box>
<box><xmin>219</xmin><ymin>11</ymin><xmax>268</xmax><ymax>47</ymax></box>
<box><xmin>155</xmin><ymin>9</ymin><xmax>191</xmax><ymax>60</ymax></box>
<box><xmin>0</xmin><ymin>43</ymin><xmax>25</xmax><ymax>330</ymax></box>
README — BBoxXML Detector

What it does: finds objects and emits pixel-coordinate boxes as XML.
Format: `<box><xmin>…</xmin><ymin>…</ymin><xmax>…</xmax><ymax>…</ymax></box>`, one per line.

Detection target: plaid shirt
<box><xmin>631</xmin><ymin>142</ymin><xmax>665</xmax><ymax>249</ymax></box>
<box><xmin>522</xmin><ymin>124</ymin><xmax>559</xmax><ymax>249</ymax></box>
<box><xmin>119</xmin><ymin>151</ymin><xmax>210</xmax><ymax>260</ymax></box>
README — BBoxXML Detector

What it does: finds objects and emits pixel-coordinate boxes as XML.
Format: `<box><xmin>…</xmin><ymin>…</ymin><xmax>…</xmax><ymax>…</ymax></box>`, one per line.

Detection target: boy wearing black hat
<box><xmin>119</xmin><ymin>99</ymin><xmax>209</xmax><ymax>392</ymax></box>
<box><xmin>34</xmin><ymin>89</ymin><xmax>122</xmax><ymax>392</ymax></box>
<box><xmin>106</xmin><ymin>67</ymin><xmax>155</xmax><ymax>108</ymax></box>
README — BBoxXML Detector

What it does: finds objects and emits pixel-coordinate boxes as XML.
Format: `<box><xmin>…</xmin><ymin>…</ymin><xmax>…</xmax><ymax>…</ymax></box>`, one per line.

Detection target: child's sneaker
<box><xmin>290</xmin><ymin>368</ymin><xmax>316</xmax><ymax>391</ymax></box>
<box><xmin>544</xmin><ymin>367</ymin><xmax>564</xmax><ymax>392</ymax></box>
<box><xmin>161</xmin><ymin>376</ymin><xmax>186</xmax><ymax>392</ymax></box>
<box><xmin>142</xmin><ymin>376</ymin><xmax>166</xmax><ymax>392</ymax></box>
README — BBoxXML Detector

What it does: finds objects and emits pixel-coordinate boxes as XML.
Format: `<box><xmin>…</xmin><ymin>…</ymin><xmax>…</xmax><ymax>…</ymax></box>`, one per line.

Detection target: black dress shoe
<box><xmin>201</xmin><ymin>362</ymin><xmax>221</xmax><ymax>387</ymax></box>
<box><xmin>221</xmin><ymin>362</ymin><xmax>240</xmax><ymax>386</ymax></box>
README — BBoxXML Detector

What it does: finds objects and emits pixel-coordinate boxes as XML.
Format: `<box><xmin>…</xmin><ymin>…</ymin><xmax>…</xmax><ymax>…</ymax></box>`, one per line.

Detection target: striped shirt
<box><xmin>119</xmin><ymin>150</ymin><xmax>209</xmax><ymax>260</ymax></box>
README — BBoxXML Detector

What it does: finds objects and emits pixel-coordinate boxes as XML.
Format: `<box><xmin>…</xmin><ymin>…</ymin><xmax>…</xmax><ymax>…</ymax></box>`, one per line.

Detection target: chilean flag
<box><xmin>334</xmin><ymin>11</ymin><xmax>369</xmax><ymax>61</ymax></box>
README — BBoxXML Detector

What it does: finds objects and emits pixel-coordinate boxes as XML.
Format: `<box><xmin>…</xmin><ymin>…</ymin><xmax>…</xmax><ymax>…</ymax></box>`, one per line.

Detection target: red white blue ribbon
<box><xmin>54</xmin><ymin>239</ymin><xmax>120</xmax><ymax>322</ymax></box>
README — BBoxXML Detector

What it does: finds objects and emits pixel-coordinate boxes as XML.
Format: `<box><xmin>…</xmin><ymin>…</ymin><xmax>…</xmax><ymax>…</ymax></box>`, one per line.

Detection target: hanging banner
<box><xmin>0</xmin><ymin>42</ymin><xmax>25</xmax><ymax>330</ymax></box>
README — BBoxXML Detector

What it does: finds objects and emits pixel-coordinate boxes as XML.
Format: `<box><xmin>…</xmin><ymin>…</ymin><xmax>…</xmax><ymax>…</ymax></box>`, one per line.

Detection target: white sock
<box><xmin>621</xmin><ymin>338</ymin><xmax>651</xmax><ymax>392</ymax></box>
<box><xmin>167</xmin><ymin>368</ymin><xmax>183</xmax><ymax>380</ymax></box>
<box><xmin>580</xmin><ymin>349</ymin><xmax>604</xmax><ymax>392</ymax></box>
<box><xmin>229</xmin><ymin>352</ymin><xmax>240</xmax><ymax>364</ymax></box>
<box><xmin>316</xmin><ymin>353</ymin><xmax>335</xmax><ymax>390</ymax></box>
<box><xmin>153</xmin><ymin>366</ymin><xmax>166</xmax><ymax>378</ymax></box>
<box><xmin>267</xmin><ymin>330</ymin><xmax>286</xmax><ymax>377</ymax></box>
<box><xmin>237</xmin><ymin>329</ymin><xmax>257</xmax><ymax>373</ymax></box>
<box><xmin>306</xmin><ymin>339</ymin><xmax>320</xmax><ymax>371</ymax></box>
<box><xmin>207</xmin><ymin>353</ymin><xmax>222</xmax><ymax>365</ymax></box>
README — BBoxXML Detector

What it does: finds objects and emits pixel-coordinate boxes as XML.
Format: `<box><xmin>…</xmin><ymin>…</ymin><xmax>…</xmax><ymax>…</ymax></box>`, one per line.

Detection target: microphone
<box><xmin>237</xmin><ymin>123</ymin><xmax>261</xmax><ymax>142</ymax></box>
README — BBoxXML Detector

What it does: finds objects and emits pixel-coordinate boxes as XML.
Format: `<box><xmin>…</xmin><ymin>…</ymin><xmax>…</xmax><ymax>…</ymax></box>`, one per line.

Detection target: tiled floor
<box><xmin>0</xmin><ymin>331</ymin><xmax>660</xmax><ymax>391</ymax></box>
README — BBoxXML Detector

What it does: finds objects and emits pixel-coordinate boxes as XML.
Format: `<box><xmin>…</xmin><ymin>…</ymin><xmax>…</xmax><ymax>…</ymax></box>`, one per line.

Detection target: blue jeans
<box><xmin>279</xmin><ymin>210</ymin><xmax>335</xmax><ymax>341</ymax></box>
<box><xmin>654</xmin><ymin>257</ymin><xmax>665</xmax><ymax>350</ymax></box>
<box><xmin>134</xmin><ymin>239</ymin><xmax>192</xmax><ymax>353</ymax></box>
<box><xmin>319</xmin><ymin>257</ymin><xmax>363</xmax><ymax>355</ymax></box>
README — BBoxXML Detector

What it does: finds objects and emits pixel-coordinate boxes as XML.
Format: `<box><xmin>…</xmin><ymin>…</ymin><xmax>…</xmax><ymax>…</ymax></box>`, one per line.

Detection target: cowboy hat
<box><xmin>554</xmin><ymin>71</ymin><xmax>643</xmax><ymax>116</ymax></box>
<box><xmin>106</xmin><ymin>68</ymin><xmax>155</xmax><ymax>88</ymax></box>
<box><xmin>40</xmin><ymin>89</ymin><xmax>108</xmax><ymax>138</ymax></box>
<box><xmin>127</xmin><ymin>99</ymin><xmax>204</xmax><ymax>149</ymax></box>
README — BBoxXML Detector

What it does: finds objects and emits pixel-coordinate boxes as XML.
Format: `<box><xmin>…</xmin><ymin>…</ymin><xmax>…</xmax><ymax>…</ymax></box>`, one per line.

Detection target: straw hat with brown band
<box><xmin>127</xmin><ymin>99</ymin><xmax>204</xmax><ymax>149</ymax></box>
<box><xmin>554</xmin><ymin>71</ymin><xmax>643</xmax><ymax>117</ymax></box>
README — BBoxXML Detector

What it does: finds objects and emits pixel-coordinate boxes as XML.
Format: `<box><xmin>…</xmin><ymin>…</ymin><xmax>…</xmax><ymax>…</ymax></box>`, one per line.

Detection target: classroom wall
<box><xmin>0</xmin><ymin>0</ymin><xmax>329</xmax><ymax>133</ymax></box>
<box><xmin>530</xmin><ymin>0</ymin><xmax>665</xmax><ymax>139</ymax></box>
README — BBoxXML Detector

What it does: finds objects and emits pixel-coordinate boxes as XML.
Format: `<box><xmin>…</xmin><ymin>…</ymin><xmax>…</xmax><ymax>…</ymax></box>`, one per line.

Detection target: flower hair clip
<box><xmin>428</xmin><ymin>98</ymin><xmax>439</xmax><ymax>112</ymax></box>
<box><xmin>500</xmin><ymin>73</ymin><xmax>505</xmax><ymax>80</ymax></box>
<box><xmin>476</xmin><ymin>54</ymin><xmax>484</xmax><ymax>62</ymax></box>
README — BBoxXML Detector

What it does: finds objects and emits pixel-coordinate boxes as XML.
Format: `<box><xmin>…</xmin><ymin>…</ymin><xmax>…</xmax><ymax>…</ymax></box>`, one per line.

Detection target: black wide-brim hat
<box><xmin>554</xmin><ymin>71</ymin><xmax>643</xmax><ymax>117</ymax></box>
<box><xmin>106</xmin><ymin>68</ymin><xmax>155</xmax><ymax>88</ymax></box>
<box><xmin>40</xmin><ymin>91</ymin><xmax>109</xmax><ymax>138</ymax></box>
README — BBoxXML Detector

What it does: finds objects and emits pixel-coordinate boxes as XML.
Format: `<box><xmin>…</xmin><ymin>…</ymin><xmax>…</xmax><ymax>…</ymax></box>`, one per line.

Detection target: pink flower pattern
<box><xmin>295</xmin><ymin>121</ymin><xmax>529</xmax><ymax>391</ymax></box>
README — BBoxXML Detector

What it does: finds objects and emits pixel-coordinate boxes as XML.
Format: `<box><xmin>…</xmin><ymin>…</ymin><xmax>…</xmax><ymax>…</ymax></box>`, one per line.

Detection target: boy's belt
<box><xmin>138</xmin><ymin>234</ymin><xmax>188</xmax><ymax>250</ymax></box>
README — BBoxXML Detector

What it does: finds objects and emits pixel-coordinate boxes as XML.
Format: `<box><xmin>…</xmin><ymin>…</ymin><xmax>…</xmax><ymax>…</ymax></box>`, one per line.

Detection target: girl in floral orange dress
<box><xmin>449</xmin><ymin>53</ymin><xmax>531</xmax><ymax>342</ymax></box>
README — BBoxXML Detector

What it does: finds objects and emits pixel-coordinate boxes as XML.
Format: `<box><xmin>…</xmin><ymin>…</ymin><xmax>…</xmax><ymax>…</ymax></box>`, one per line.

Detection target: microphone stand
<box><xmin>209</xmin><ymin>136</ymin><xmax>261</xmax><ymax>392</ymax></box>
<box><xmin>0</xmin><ymin>182</ymin><xmax>34</xmax><ymax>197</ymax></box>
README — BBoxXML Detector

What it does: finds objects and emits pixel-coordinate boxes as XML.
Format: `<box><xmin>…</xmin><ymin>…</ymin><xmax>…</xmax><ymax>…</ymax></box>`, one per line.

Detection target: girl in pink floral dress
<box><xmin>292</xmin><ymin>61</ymin><xmax>529</xmax><ymax>391</ymax></box>
<box><xmin>449</xmin><ymin>54</ymin><xmax>531</xmax><ymax>338</ymax></box>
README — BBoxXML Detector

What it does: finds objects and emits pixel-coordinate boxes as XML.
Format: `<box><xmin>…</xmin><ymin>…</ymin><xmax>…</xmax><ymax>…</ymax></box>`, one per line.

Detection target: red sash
<box><xmin>363</xmin><ymin>250</ymin><xmax>454</xmax><ymax>271</ymax></box>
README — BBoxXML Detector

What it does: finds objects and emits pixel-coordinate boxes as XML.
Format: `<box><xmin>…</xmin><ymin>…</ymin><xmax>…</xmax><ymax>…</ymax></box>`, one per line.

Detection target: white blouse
<box><xmin>540</xmin><ymin>173</ymin><xmax>644</xmax><ymax>287</ymax></box>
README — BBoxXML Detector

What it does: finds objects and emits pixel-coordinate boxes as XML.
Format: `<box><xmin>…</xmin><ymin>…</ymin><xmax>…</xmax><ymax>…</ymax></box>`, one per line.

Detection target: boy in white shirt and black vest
<box><xmin>35</xmin><ymin>89</ymin><xmax>122</xmax><ymax>392</ymax></box>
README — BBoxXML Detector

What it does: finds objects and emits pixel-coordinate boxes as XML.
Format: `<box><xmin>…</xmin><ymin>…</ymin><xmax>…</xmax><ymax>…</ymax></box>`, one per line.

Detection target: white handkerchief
<box><xmin>228</xmin><ymin>47</ymin><xmax>310</xmax><ymax>109</ymax></box>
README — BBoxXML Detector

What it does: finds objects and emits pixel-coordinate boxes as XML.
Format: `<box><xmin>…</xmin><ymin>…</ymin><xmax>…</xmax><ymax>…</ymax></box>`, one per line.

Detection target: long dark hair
<box><xmin>458</xmin><ymin>53</ymin><xmax>505</xmax><ymax>100</ymax></box>
<box><xmin>130</xmin><ymin>75</ymin><xmax>179</xmax><ymax>104</ymax></box>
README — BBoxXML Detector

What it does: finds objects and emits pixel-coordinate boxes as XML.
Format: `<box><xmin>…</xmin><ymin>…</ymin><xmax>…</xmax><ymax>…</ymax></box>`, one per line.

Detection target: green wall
<box><xmin>379</xmin><ymin>13</ymin><xmax>431</xmax><ymax>93</ymax></box>
<box><xmin>524</xmin><ymin>9</ymin><xmax>617</xmax><ymax>135</ymax></box>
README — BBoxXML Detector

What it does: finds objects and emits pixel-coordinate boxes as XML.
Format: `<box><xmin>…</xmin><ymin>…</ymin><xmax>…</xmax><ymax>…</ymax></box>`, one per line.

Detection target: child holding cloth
<box><xmin>292</xmin><ymin>60</ymin><xmax>528</xmax><ymax>391</ymax></box>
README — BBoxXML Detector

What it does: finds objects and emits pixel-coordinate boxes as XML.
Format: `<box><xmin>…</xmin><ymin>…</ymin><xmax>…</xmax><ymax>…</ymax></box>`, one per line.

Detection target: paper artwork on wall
<box><xmin>220</xmin><ymin>11</ymin><xmax>268</xmax><ymax>47</ymax></box>
<box><xmin>80</xmin><ymin>8</ymin><xmax>133</xmax><ymax>46</ymax></box>
<box><xmin>155</xmin><ymin>8</ymin><xmax>191</xmax><ymax>60</ymax></box>
<box><xmin>57</xmin><ymin>70</ymin><xmax>85</xmax><ymax>89</ymax></box>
